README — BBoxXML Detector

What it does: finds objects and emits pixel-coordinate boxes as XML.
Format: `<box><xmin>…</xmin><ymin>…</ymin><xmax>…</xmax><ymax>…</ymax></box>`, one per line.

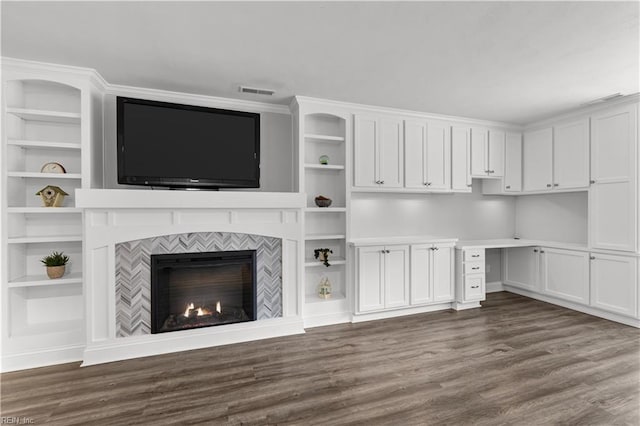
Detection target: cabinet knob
<box><xmin>424</xmin><ymin>182</ymin><xmax>428</xmax><ymax>186</ymax></box>
<box><xmin>489</xmin><ymin>170</ymin><xmax>495</xmax><ymax>174</ymax></box>
<box><xmin>553</xmin><ymin>183</ymin><xmax>559</xmax><ymax>187</ymax></box>
<box><xmin>434</xmin><ymin>247</ymin><xmax>439</xmax><ymax>251</ymax></box>
<box><xmin>466</xmin><ymin>183</ymin><xmax>473</xmax><ymax>187</ymax></box>
<box><xmin>546</xmin><ymin>184</ymin><xmax>552</xmax><ymax>188</ymax></box>
<box><xmin>380</xmin><ymin>181</ymin><xmax>385</xmax><ymax>185</ymax></box>
<box><xmin>590</xmin><ymin>256</ymin><xmax>596</xmax><ymax>260</ymax></box>
<box><xmin>533</xmin><ymin>249</ymin><xmax>538</xmax><ymax>253</ymax></box>
<box><xmin>471</xmin><ymin>285</ymin><xmax>480</xmax><ymax>289</ymax></box>
<box><xmin>427</xmin><ymin>182</ymin><xmax>432</xmax><ymax>186</ymax></box>
<box><xmin>540</xmin><ymin>250</ymin><xmax>545</xmax><ymax>253</ymax></box>
<box><xmin>590</xmin><ymin>180</ymin><xmax>596</xmax><ymax>184</ymax></box>
<box><xmin>505</xmin><ymin>185</ymin><xmax>511</xmax><ymax>189</ymax></box>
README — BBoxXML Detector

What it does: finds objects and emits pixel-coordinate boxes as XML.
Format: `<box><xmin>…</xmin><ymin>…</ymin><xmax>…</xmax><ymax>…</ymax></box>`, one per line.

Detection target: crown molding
<box><xmin>293</xmin><ymin>95</ymin><xmax>523</xmax><ymax>130</ymax></box>
<box><xmin>1</xmin><ymin>57</ymin><xmax>109</xmax><ymax>91</ymax></box>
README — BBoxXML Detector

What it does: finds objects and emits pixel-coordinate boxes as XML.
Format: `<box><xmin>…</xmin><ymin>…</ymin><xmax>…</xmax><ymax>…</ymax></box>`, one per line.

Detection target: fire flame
<box><xmin>216</xmin><ymin>301</ymin><xmax>221</xmax><ymax>314</ymax></box>
<box><xmin>182</xmin><ymin>302</ymin><xmax>214</xmax><ymax>318</ymax></box>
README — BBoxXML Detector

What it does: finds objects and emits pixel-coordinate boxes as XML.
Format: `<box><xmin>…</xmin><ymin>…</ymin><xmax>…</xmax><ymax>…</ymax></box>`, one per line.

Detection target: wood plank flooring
<box><xmin>1</xmin><ymin>292</ymin><xmax>639</xmax><ymax>425</ymax></box>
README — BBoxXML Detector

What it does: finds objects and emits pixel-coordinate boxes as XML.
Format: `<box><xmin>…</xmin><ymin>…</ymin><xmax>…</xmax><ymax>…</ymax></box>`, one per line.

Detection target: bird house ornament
<box><xmin>36</xmin><ymin>185</ymin><xmax>68</xmax><ymax>207</ymax></box>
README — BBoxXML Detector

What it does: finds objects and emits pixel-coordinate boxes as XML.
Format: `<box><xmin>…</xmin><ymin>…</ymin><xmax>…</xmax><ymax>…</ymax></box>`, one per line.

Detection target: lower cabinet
<box><xmin>503</xmin><ymin>246</ymin><xmax>541</xmax><ymax>291</ymax></box>
<box><xmin>541</xmin><ymin>248</ymin><xmax>590</xmax><ymax>304</ymax></box>
<box><xmin>356</xmin><ymin>242</ymin><xmax>453</xmax><ymax>314</ymax></box>
<box><xmin>357</xmin><ymin>245</ymin><xmax>409</xmax><ymax>312</ymax></box>
<box><xmin>590</xmin><ymin>253</ymin><xmax>638</xmax><ymax>317</ymax></box>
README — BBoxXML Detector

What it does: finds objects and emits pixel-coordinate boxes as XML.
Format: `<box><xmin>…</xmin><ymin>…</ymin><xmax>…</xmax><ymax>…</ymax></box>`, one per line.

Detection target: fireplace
<box><xmin>150</xmin><ymin>250</ymin><xmax>257</xmax><ymax>333</ymax></box>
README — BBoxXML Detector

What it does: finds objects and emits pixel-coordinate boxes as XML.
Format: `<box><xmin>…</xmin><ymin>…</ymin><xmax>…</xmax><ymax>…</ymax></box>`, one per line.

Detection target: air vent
<box><xmin>239</xmin><ymin>86</ymin><xmax>275</xmax><ymax>96</ymax></box>
<box><xmin>581</xmin><ymin>93</ymin><xmax>623</xmax><ymax>106</ymax></box>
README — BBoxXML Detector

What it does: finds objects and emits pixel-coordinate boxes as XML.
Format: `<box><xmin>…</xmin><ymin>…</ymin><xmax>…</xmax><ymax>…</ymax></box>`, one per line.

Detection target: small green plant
<box><xmin>314</xmin><ymin>248</ymin><xmax>333</xmax><ymax>267</ymax></box>
<box><xmin>41</xmin><ymin>251</ymin><xmax>69</xmax><ymax>267</ymax></box>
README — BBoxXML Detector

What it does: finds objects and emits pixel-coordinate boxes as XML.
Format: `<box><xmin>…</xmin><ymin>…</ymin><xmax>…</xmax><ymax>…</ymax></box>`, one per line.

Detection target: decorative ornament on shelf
<box><xmin>40</xmin><ymin>162</ymin><xmax>66</xmax><ymax>173</ymax></box>
<box><xmin>36</xmin><ymin>185</ymin><xmax>69</xmax><ymax>207</ymax></box>
<box><xmin>314</xmin><ymin>195</ymin><xmax>332</xmax><ymax>208</ymax></box>
<box><xmin>318</xmin><ymin>276</ymin><xmax>332</xmax><ymax>299</ymax></box>
<box><xmin>41</xmin><ymin>251</ymin><xmax>69</xmax><ymax>279</ymax></box>
<box><xmin>314</xmin><ymin>248</ymin><xmax>333</xmax><ymax>267</ymax></box>
<box><xmin>319</xmin><ymin>155</ymin><xmax>329</xmax><ymax>165</ymax></box>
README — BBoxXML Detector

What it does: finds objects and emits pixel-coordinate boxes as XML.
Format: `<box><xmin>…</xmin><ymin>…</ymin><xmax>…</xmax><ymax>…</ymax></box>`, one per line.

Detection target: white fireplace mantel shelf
<box><xmin>76</xmin><ymin>189</ymin><xmax>306</xmax><ymax>210</ymax></box>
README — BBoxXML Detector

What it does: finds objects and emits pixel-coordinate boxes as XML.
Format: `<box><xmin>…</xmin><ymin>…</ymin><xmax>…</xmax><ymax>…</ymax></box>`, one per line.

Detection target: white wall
<box><xmin>350</xmin><ymin>181</ymin><xmax>516</xmax><ymax>239</ymax></box>
<box><xmin>515</xmin><ymin>192</ymin><xmax>588</xmax><ymax>244</ymax></box>
<box><xmin>102</xmin><ymin>94</ymin><xmax>294</xmax><ymax>192</ymax></box>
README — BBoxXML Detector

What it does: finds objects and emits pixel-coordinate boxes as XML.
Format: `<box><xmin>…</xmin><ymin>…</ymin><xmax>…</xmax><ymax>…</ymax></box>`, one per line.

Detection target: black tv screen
<box><xmin>117</xmin><ymin>97</ymin><xmax>260</xmax><ymax>189</ymax></box>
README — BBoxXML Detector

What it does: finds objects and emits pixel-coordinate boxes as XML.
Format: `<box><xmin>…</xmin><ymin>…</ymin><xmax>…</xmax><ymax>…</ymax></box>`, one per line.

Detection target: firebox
<box><xmin>150</xmin><ymin>250</ymin><xmax>257</xmax><ymax>333</ymax></box>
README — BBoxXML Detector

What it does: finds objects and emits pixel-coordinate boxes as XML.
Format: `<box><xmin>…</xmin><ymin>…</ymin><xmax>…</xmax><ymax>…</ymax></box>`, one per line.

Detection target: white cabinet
<box><xmin>541</xmin><ymin>248</ymin><xmax>590</xmax><ymax>305</ymax></box>
<box><xmin>590</xmin><ymin>253</ymin><xmax>638</xmax><ymax>318</ymax></box>
<box><xmin>404</xmin><ymin>120</ymin><xmax>451</xmax><ymax>191</ymax></box>
<box><xmin>410</xmin><ymin>243</ymin><xmax>454</xmax><ymax>305</ymax></box>
<box><xmin>503</xmin><ymin>247</ymin><xmax>540</xmax><ymax>291</ymax></box>
<box><xmin>523</xmin><ymin>127</ymin><xmax>554</xmax><ymax>191</ymax></box>
<box><xmin>504</xmin><ymin>132</ymin><xmax>522</xmax><ymax>192</ymax></box>
<box><xmin>354</xmin><ymin>115</ymin><xmax>404</xmax><ymax>188</ymax></box>
<box><xmin>553</xmin><ymin>118</ymin><xmax>590</xmax><ymax>189</ymax></box>
<box><xmin>356</xmin><ymin>245</ymin><xmax>409</xmax><ymax>312</ymax></box>
<box><xmin>470</xmin><ymin>128</ymin><xmax>504</xmax><ymax>178</ymax></box>
<box><xmin>455</xmin><ymin>248</ymin><xmax>486</xmax><ymax>304</ymax></box>
<box><xmin>590</xmin><ymin>104</ymin><xmax>638</xmax><ymax>253</ymax></box>
<box><xmin>451</xmin><ymin>126</ymin><xmax>472</xmax><ymax>192</ymax></box>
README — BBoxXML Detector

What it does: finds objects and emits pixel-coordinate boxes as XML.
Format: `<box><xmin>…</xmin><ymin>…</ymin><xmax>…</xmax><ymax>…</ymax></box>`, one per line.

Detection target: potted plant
<box><xmin>41</xmin><ymin>251</ymin><xmax>69</xmax><ymax>279</ymax></box>
<box><xmin>314</xmin><ymin>248</ymin><xmax>333</xmax><ymax>267</ymax></box>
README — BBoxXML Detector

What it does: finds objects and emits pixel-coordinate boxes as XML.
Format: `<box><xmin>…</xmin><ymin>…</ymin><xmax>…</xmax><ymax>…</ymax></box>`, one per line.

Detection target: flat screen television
<box><xmin>117</xmin><ymin>97</ymin><xmax>260</xmax><ymax>189</ymax></box>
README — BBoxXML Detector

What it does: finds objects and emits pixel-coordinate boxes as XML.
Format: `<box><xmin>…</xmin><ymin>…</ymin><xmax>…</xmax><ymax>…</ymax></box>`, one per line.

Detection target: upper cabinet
<box><xmin>523</xmin><ymin>127</ymin><xmax>554</xmax><ymax>191</ymax></box>
<box><xmin>404</xmin><ymin>120</ymin><xmax>451</xmax><ymax>191</ymax></box>
<box><xmin>553</xmin><ymin>118</ymin><xmax>590</xmax><ymax>189</ymax></box>
<box><xmin>353</xmin><ymin>114</ymin><xmax>403</xmax><ymax>188</ymax></box>
<box><xmin>470</xmin><ymin>128</ymin><xmax>504</xmax><ymax>178</ymax></box>
<box><xmin>589</xmin><ymin>103</ymin><xmax>638</xmax><ymax>253</ymax></box>
<box><xmin>503</xmin><ymin>132</ymin><xmax>522</xmax><ymax>192</ymax></box>
<box><xmin>451</xmin><ymin>126</ymin><xmax>472</xmax><ymax>192</ymax></box>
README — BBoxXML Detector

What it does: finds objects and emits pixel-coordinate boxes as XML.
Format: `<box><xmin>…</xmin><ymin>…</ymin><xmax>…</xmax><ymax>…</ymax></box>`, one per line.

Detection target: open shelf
<box><xmin>7</xmin><ymin>207</ymin><xmax>81</xmax><ymax>214</ymax></box>
<box><xmin>304</xmin><ymin>164</ymin><xmax>345</xmax><ymax>171</ymax></box>
<box><xmin>305</xmin><ymin>207</ymin><xmax>347</xmax><ymax>213</ymax></box>
<box><xmin>305</xmin><ymin>292</ymin><xmax>347</xmax><ymax>304</ymax></box>
<box><xmin>11</xmin><ymin>319</ymin><xmax>84</xmax><ymax>338</ymax></box>
<box><xmin>7</xmin><ymin>139</ymin><xmax>82</xmax><ymax>150</ymax></box>
<box><xmin>7</xmin><ymin>172</ymin><xmax>82</xmax><ymax>179</ymax></box>
<box><xmin>305</xmin><ymin>234</ymin><xmax>346</xmax><ymax>241</ymax></box>
<box><xmin>7</xmin><ymin>235</ymin><xmax>83</xmax><ymax>244</ymax></box>
<box><xmin>8</xmin><ymin>271</ymin><xmax>83</xmax><ymax>288</ymax></box>
<box><xmin>304</xmin><ymin>133</ymin><xmax>345</xmax><ymax>143</ymax></box>
<box><xmin>6</xmin><ymin>107</ymin><xmax>81</xmax><ymax>124</ymax></box>
<box><xmin>305</xmin><ymin>257</ymin><xmax>347</xmax><ymax>267</ymax></box>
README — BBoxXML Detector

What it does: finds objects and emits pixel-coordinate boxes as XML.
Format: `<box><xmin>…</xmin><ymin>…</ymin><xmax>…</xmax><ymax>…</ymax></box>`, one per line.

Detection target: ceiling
<box><xmin>2</xmin><ymin>1</ymin><xmax>638</xmax><ymax>124</ymax></box>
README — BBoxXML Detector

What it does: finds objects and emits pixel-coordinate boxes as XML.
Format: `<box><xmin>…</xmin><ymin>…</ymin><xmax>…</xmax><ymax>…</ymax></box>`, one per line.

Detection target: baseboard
<box><xmin>1</xmin><ymin>345</ymin><xmax>84</xmax><ymax>373</ymax></box>
<box><xmin>486</xmin><ymin>281</ymin><xmax>504</xmax><ymax>293</ymax></box>
<box><xmin>452</xmin><ymin>301</ymin><xmax>482</xmax><ymax>310</ymax></box>
<box><xmin>82</xmin><ymin>316</ymin><xmax>305</xmax><ymax>367</ymax></box>
<box><xmin>351</xmin><ymin>303</ymin><xmax>452</xmax><ymax>323</ymax></box>
<box><xmin>303</xmin><ymin>312</ymin><xmax>352</xmax><ymax>328</ymax></box>
<box><xmin>503</xmin><ymin>285</ymin><xmax>640</xmax><ymax>328</ymax></box>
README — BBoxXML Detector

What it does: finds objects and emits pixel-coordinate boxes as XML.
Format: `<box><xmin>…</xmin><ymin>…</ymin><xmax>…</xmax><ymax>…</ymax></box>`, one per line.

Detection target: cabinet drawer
<box><xmin>465</xmin><ymin>274</ymin><xmax>485</xmax><ymax>300</ymax></box>
<box><xmin>463</xmin><ymin>249</ymin><xmax>485</xmax><ymax>261</ymax></box>
<box><xmin>464</xmin><ymin>261</ymin><xmax>485</xmax><ymax>274</ymax></box>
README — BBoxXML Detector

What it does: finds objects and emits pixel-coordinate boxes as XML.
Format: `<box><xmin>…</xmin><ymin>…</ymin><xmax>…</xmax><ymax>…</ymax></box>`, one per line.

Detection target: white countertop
<box><xmin>349</xmin><ymin>235</ymin><xmax>458</xmax><ymax>246</ymax></box>
<box><xmin>455</xmin><ymin>238</ymin><xmax>589</xmax><ymax>251</ymax></box>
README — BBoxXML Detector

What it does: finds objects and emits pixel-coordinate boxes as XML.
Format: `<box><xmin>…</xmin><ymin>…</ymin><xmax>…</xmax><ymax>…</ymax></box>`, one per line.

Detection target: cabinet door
<box><xmin>541</xmin><ymin>248</ymin><xmax>590</xmax><ymax>305</ymax></box>
<box><xmin>432</xmin><ymin>246</ymin><xmax>454</xmax><ymax>302</ymax></box>
<box><xmin>426</xmin><ymin>121</ymin><xmax>451</xmax><ymax>190</ymax></box>
<box><xmin>470</xmin><ymin>127</ymin><xmax>488</xmax><ymax>177</ymax></box>
<box><xmin>504</xmin><ymin>132</ymin><xmax>522</xmax><ymax>192</ymax></box>
<box><xmin>354</xmin><ymin>115</ymin><xmax>378</xmax><ymax>188</ymax></box>
<box><xmin>590</xmin><ymin>253</ymin><xmax>638</xmax><ymax>317</ymax></box>
<box><xmin>410</xmin><ymin>244</ymin><xmax>432</xmax><ymax>305</ymax></box>
<box><xmin>357</xmin><ymin>246</ymin><xmax>385</xmax><ymax>312</ymax></box>
<box><xmin>488</xmin><ymin>130</ymin><xmax>505</xmax><ymax>177</ymax></box>
<box><xmin>523</xmin><ymin>127</ymin><xmax>553</xmax><ymax>191</ymax></box>
<box><xmin>404</xmin><ymin>119</ymin><xmax>427</xmax><ymax>189</ymax></box>
<box><xmin>590</xmin><ymin>104</ymin><xmax>638</xmax><ymax>252</ymax></box>
<box><xmin>384</xmin><ymin>245</ymin><xmax>410</xmax><ymax>308</ymax></box>
<box><xmin>451</xmin><ymin>126</ymin><xmax>471</xmax><ymax>191</ymax></box>
<box><xmin>503</xmin><ymin>247</ymin><xmax>539</xmax><ymax>291</ymax></box>
<box><xmin>553</xmin><ymin>118</ymin><xmax>589</xmax><ymax>189</ymax></box>
<box><xmin>379</xmin><ymin>117</ymin><xmax>404</xmax><ymax>188</ymax></box>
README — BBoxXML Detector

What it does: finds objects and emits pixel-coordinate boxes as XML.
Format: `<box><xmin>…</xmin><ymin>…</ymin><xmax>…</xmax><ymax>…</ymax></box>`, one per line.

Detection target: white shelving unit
<box><xmin>293</xmin><ymin>100</ymin><xmax>352</xmax><ymax>326</ymax></box>
<box><xmin>1</xmin><ymin>61</ymin><xmax>103</xmax><ymax>371</ymax></box>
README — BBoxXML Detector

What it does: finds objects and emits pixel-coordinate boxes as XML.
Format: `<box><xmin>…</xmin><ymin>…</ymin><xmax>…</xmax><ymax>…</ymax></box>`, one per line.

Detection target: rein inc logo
<box><xmin>1</xmin><ymin>418</ymin><xmax>34</xmax><ymax>424</ymax></box>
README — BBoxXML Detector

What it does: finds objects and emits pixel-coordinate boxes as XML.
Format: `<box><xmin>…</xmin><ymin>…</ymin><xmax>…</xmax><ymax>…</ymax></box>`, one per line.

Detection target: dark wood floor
<box><xmin>1</xmin><ymin>292</ymin><xmax>639</xmax><ymax>425</ymax></box>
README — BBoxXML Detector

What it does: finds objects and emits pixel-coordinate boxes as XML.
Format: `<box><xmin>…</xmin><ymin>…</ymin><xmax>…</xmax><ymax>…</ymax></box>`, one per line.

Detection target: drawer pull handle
<box><xmin>471</xmin><ymin>254</ymin><xmax>480</xmax><ymax>258</ymax></box>
<box><xmin>505</xmin><ymin>185</ymin><xmax>511</xmax><ymax>189</ymax></box>
<box><xmin>472</xmin><ymin>267</ymin><xmax>480</xmax><ymax>270</ymax></box>
<box><xmin>471</xmin><ymin>285</ymin><xmax>480</xmax><ymax>289</ymax></box>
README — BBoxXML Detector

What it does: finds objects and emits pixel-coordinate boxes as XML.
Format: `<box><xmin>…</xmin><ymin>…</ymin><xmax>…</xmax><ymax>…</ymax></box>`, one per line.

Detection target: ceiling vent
<box><xmin>581</xmin><ymin>93</ymin><xmax>623</xmax><ymax>106</ymax></box>
<box><xmin>239</xmin><ymin>86</ymin><xmax>275</xmax><ymax>96</ymax></box>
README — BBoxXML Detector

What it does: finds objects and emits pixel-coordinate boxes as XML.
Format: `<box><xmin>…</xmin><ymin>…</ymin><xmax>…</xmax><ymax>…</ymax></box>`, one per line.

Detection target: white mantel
<box><xmin>77</xmin><ymin>189</ymin><xmax>306</xmax><ymax>366</ymax></box>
